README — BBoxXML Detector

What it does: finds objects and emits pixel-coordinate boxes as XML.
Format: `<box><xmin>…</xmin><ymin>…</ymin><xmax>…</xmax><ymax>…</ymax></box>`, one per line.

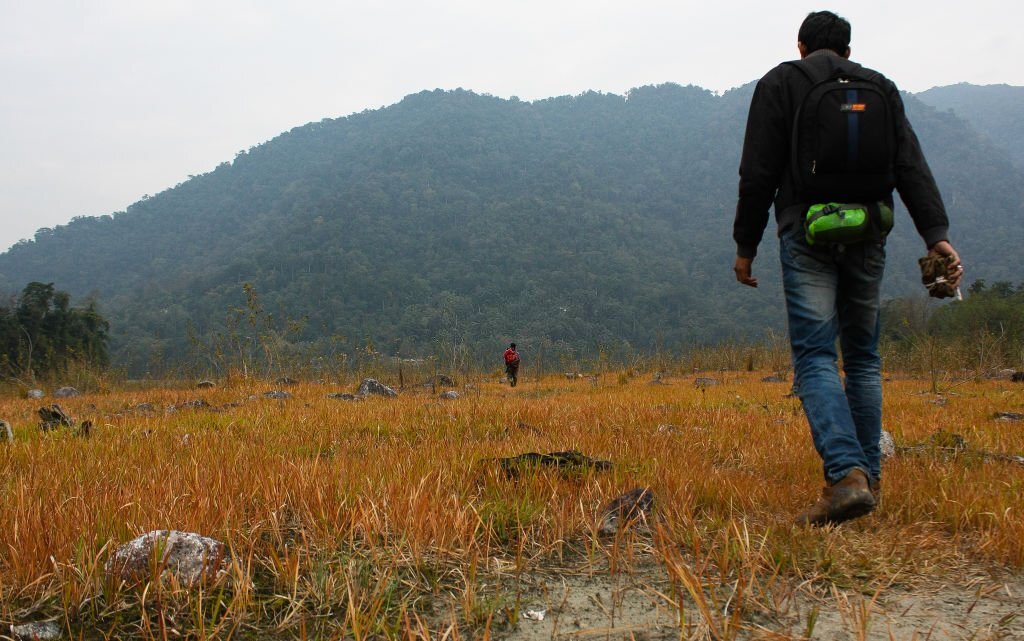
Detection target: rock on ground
<box><xmin>2</xmin><ymin>420</ymin><xmax>12</xmax><ymax>442</ymax></box>
<box><xmin>694</xmin><ymin>377</ymin><xmax>720</xmax><ymax>386</ymax></box>
<box><xmin>327</xmin><ymin>392</ymin><xmax>362</xmax><ymax>401</ymax></box>
<box><xmin>53</xmin><ymin>387</ymin><xmax>80</xmax><ymax>398</ymax></box>
<box><xmin>761</xmin><ymin>375</ymin><xmax>786</xmax><ymax>383</ymax></box>
<box><xmin>196</xmin><ymin>380</ymin><xmax>216</xmax><ymax>389</ymax></box>
<box><xmin>38</xmin><ymin>405</ymin><xmax>75</xmax><ymax>431</ymax></box>
<box><xmin>167</xmin><ymin>399</ymin><xmax>211</xmax><ymax>412</ymax></box>
<box><xmin>106</xmin><ymin>530</ymin><xmax>229</xmax><ymax>586</ymax></box>
<box><xmin>275</xmin><ymin>376</ymin><xmax>299</xmax><ymax>385</ymax></box>
<box><xmin>880</xmin><ymin>430</ymin><xmax>896</xmax><ymax>459</ymax></box>
<box><xmin>263</xmin><ymin>390</ymin><xmax>292</xmax><ymax>400</ymax></box>
<box><xmin>423</xmin><ymin>374</ymin><xmax>455</xmax><ymax>387</ymax></box>
<box><xmin>492</xmin><ymin>451</ymin><xmax>612</xmax><ymax>479</ymax></box>
<box><xmin>439</xmin><ymin>390</ymin><xmax>460</xmax><ymax>400</ymax></box>
<box><xmin>599</xmin><ymin>487</ymin><xmax>655</xmax><ymax>535</ymax></box>
<box><xmin>358</xmin><ymin>378</ymin><xmax>397</xmax><ymax>397</ymax></box>
<box><xmin>995</xmin><ymin>411</ymin><xmax>1024</xmax><ymax>422</ymax></box>
<box><xmin>10</xmin><ymin>620</ymin><xmax>62</xmax><ymax>640</ymax></box>
<box><xmin>26</xmin><ymin>389</ymin><xmax>45</xmax><ymax>399</ymax></box>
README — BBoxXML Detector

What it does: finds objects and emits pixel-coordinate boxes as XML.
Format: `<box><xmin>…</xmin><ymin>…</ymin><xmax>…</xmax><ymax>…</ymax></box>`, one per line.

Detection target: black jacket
<box><xmin>733</xmin><ymin>50</ymin><xmax>949</xmax><ymax>258</ymax></box>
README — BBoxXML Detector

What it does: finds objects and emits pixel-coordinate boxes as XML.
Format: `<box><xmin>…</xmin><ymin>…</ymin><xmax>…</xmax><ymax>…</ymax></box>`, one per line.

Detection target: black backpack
<box><xmin>786</xmin><ymin>60</ymin><xmax>897</xmax><ymax>203</ymax></box>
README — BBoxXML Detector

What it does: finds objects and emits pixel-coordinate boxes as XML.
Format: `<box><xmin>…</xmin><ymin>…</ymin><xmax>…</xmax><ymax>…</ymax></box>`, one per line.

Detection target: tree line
<box><xmin>0</xmin><ymin>282</ymin><xmax>109</xmax><ymax>380</ymax></box>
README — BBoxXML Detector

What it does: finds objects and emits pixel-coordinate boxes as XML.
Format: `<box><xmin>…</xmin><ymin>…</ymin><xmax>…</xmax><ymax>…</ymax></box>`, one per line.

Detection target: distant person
<box><xmin>732</xmin><ymin>11</ymin><xmax>962</xmax><ymax>526</ymax></box>
<box><xmin>503</xmin><ymin>343</ymin><xmax>520</xmax><ymax>387</ymax></box>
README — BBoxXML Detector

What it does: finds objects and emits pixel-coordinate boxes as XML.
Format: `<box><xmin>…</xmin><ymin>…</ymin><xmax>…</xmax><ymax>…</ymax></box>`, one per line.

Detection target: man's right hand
<box><xmin>734</xmin><ymin>256</ymin><xmax>758</xmax><ymax>288</ymax></box>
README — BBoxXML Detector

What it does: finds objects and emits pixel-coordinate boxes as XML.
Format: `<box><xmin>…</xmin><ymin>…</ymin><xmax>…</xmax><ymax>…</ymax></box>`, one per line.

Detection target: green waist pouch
<box><xmin>804</xmin><ymin>202</ymin><xmax>893</xmax><ymax>246</ymax></box>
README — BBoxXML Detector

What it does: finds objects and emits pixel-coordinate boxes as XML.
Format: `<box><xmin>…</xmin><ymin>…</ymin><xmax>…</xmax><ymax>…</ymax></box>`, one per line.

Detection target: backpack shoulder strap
<box><xmin>785</xmin><ymin>60</ymin><xmax>826</xmax><ymax>199</ymax></box>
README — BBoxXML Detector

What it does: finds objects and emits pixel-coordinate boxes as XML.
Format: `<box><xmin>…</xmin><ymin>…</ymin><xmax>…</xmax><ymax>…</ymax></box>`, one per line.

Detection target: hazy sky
<box><xmin>1</xmin><ymin>0</ymin><xmax>1019</xmax><ymax>252</ymax></box>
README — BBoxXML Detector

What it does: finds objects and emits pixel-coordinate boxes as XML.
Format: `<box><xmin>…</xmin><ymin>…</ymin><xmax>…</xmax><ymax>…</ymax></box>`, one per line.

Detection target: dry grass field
<box><xmin>1</xmin><ymin>368</ymin><xmax>1022</xmax><ymax>640</ymax></box>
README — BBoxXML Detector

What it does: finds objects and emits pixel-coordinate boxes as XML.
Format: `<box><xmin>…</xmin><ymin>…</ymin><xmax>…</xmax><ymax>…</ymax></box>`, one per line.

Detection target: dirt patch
<box><xmin>499</xmin><ymin>561</ymin><xmax>678</xmax><ymax>640</ymax></box>
<box><xmin>808</xmin><ymin>580</ymin><xmax>1022</xmax><ymax>641</ymax></box>
<box><xmin>501</xmin><ymin>556</ymin><xmax>1023</xmax><ymax>640</ymax></box>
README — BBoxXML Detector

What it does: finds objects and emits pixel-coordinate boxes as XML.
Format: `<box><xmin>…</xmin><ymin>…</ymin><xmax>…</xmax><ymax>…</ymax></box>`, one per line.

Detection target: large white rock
<box><xmin>10</xmin><ymin>621</ymin><xmax>62</xmax><ymax>640</ymax></box>
<box><xmin>357</xmin><ymin>378</ymin><xmax>397</xmax><ymax>397</ymax></box>
<box><xmin>106</xmin><ymin>530</ymin><xmax>229</xmax><ymax>586</ymax></box>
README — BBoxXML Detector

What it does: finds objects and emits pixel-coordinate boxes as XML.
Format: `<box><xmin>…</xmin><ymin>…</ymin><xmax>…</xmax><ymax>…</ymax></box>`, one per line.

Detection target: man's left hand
<box><xmin>734</xmin><ymin>256</ymin><xmax>758</xmax><ymax>288</ymax></box>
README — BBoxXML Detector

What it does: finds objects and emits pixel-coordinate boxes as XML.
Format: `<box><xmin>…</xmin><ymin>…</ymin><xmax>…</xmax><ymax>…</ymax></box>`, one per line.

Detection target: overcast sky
<box><xmin>1</xmin><ymin>0</ymin><xmax>1019</xmax><ymax>252</ymax></box>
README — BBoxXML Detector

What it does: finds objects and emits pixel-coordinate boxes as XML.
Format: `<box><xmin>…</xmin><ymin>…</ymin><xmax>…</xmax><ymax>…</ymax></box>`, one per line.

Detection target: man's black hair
<box><xmin>510</xmin><ymin>343</ymin><xmax>516</xmax><ymax>349</ymax></box>
<box><xmin>798</xmin><ymin>11</ymin><xmax>851</xmax><ymax>55</ymax></box>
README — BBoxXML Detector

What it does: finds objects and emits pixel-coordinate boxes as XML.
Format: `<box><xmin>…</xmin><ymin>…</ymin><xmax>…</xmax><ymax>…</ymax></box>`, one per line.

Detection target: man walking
<box><xmin>504</xmin><ymin>343</ymin><xmax>521</xmax><ymax>387</ymax></box>
<box><xmin>733</xmin><ymin>11</ymin><xmax>962</xmax><ymax>526</ymax></box>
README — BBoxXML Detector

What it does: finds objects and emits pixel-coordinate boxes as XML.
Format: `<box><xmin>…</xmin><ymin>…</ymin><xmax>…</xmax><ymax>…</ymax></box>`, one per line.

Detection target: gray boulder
<box><xmin>439</xmin><ymin>390</ymin><xmax>460</xmax><ymax>400</ymax></box>
<box><xmin>106</xmin><ymin>530</ymin><xmax>229</xmax><ymax>586</ymax></box>
<box><xmin>262</xmin><ymin>390</ymin><xmax>292</xmax><ymax>400</ymax></box>
<box><xmin>53</xmin><ymin>387</ymin><xmax>80</xmax><ymax>398</ymax></box>
<box><xmin>357</xmin><ymin>378</ymin><xmax>397</xmax><ymax>398</ymax></box>
<box><xmin>196</xmin><ymin>380</ymin><xmax>216</xmax><ymax>389</ymax></box>
<box><xmin>2</xmin><ymin>420</ymin><xmax>12</xmax><ymax>442</ymax></box>
<box><xmin>879</xmin><ymin>430</ymin><xmax>896</xmax><ymax>459</ymax></box>
<box><xmin>761</xmin><ymin>375</ymin><xmax>786</xmax><ymax>383</ymax></box>
<box><xmin>694</xmin><ymin>377</ymin><xmax>720</xmax><ymax>387</ymax></box>
<box><xmin>25</xmin><ymin>389</ymin><xmax>44</xmax><ymax>399</ymax></box>
<box><xmin>10</xmin><ymin>621</ymin><xmax>62</xmax><ymax>640</ymax></box>
<box><xmin>275</xmin><ymin>376</ymin><xmax>299</xmax><ymax>386</ymax></box>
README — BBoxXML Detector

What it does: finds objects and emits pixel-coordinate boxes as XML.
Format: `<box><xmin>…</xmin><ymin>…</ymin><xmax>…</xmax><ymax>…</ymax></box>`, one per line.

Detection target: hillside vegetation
<box><xmin>0</xmin><ymin>84</ymin><xmax>1021</xmax><ymax>374</ymax></box>
<box><xmin>916</xmin><ymin>83</ymin><xmax>1024</xmax><ymax>167</ymax></box>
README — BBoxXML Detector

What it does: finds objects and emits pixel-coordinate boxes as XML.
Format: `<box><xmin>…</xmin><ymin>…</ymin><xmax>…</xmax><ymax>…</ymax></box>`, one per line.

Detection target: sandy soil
<box><xmin>499</xmin><ymin>556</ymin><xmax>1023</xmax><ymax>640</ymax></box>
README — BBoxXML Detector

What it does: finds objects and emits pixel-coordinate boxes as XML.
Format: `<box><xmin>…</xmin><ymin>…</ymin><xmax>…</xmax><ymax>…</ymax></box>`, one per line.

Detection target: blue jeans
<box><xmin>779</xmin><ymin>229</ymin><xmax>885</xmax><ymax>485</ymax></box>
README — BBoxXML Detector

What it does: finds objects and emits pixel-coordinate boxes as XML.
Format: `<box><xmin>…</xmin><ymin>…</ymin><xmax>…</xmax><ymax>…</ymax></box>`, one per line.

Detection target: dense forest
<box><xmin>0</xmin><ymin>83</ymin><xmax>1021</xmax><ymax>375</ymax></box>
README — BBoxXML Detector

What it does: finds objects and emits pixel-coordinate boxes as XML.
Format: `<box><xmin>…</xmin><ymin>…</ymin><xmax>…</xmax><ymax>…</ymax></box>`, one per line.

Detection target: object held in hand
<box><xmin>918</xmin><ymin>251</ymin><xmax>961</xmax><ymax>299</ymax></box>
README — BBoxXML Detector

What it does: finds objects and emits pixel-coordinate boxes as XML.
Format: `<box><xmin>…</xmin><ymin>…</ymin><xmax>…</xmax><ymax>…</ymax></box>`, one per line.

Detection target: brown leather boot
<box><xmin>869</xmin><ymin>478</ymin><xmax>881</xmax><ymax>506</ymax></box>
<box><xmin>794</xmin><ymin>469</ymin><xmax>876</xmax><ymax>527</ymax></box>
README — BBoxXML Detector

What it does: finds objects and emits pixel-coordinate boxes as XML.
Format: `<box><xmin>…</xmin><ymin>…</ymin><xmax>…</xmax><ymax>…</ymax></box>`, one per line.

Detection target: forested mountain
<box><xmin>0</xmin><ymin>83</ymin><xmax>1020</xmax><ymax>374</ymax></box>
<box><xmin>915</xmin><ymin>83</ymin><xmax>1024</xmax><ymax>167</ymax></box>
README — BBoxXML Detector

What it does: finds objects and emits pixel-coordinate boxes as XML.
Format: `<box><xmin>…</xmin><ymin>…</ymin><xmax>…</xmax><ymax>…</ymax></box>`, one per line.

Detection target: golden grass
<box><xmin>0</xmin><ymin>370</ymin><xmax>1021</xmax><ymax>638</ymax></box>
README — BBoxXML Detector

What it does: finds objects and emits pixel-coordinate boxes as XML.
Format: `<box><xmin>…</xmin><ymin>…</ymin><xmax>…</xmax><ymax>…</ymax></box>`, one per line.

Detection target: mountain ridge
<box><xmin>0</xmin><ymin>82</ymin><xmax>1020</xmax><ymax>373</ymax></box>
